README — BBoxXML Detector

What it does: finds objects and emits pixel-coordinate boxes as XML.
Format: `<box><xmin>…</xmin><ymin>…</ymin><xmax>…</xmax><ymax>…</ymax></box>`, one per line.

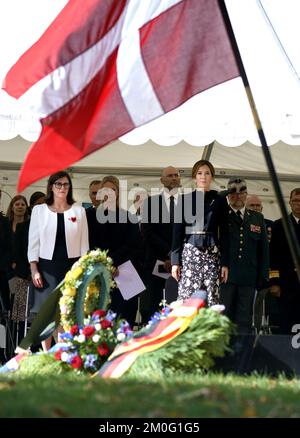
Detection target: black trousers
<box><xmin>279</xmin><ymin>292</ymin><xmax>300</xmax><ymax>334</ymax></box>
<box><xmin>0</xmin><ymin>272</ymin><xmax>11</xmax><ymax>312</ymax></box>
<box><xmin>220</xmin><ymin>283</ymin><xmax>256</xmax><ymax>334</ymax></box>
<box><xmin>139</xmin><ymin>271</ymin><xmax>166</xmax><ymax>324</ymax></box>
<box><xmin>109</xmin><ymin>288</ymin><xmax>138</xmax><ymax>328</ymax></box>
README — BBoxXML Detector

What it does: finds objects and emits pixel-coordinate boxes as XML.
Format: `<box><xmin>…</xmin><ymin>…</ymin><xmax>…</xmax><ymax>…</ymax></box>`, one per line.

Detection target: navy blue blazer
<box><xmin>171</xmin><ymin>190</ymin><xmax>229</xmax><ymax>266</ymax></box>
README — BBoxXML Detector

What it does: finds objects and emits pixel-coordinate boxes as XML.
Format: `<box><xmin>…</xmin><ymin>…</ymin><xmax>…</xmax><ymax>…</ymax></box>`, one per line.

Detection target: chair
<box><xmin>253</xmin><ymin>288</ymin><xmax>273</xmax><ymax>334</ymax></box>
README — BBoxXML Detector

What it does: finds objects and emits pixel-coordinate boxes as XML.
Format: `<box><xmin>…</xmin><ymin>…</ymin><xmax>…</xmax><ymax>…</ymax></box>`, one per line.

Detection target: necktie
<box><xmin>169</xmin><ymin>195</ymin><xmax>175</xmax><ymax>224</ymax></box>
<box><xmin>236</xmin><ymin>210</ymin><xmax>243</xmax><ymax>225</ymax></box>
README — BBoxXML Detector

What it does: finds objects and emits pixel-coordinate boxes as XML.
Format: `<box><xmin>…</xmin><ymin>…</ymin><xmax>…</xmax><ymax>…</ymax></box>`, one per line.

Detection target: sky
<box><xmin>0</xmin><ymin>0</ymin><xmax>300</xmax><ymax>146</ymax></box>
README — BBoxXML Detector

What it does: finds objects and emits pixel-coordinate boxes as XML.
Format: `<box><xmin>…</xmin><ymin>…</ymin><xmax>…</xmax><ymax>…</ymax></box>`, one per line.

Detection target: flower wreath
<box><xmin>59</xmin><ymin>249</ymin><xmax>116</xmax><ymax>331</ymax></box>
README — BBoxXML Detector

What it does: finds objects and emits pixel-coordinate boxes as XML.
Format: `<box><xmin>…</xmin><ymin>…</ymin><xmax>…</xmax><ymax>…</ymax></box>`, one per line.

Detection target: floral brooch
<box><xmin>68</xmin><ymin>216</ymin><xmax>77</xmax><ymax>222</ymax></box>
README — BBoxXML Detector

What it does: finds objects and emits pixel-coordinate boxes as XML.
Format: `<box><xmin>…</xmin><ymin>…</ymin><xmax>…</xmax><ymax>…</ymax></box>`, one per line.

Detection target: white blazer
<box><xmin>28</xmin><ymin>203</ymin><xmax>89</xmax><ymax>262</ymax></box>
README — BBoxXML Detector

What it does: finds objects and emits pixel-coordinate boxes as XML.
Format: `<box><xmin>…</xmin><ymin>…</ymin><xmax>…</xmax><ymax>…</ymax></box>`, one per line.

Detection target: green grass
<box><xmin>0</xmin><ymin>354</ymin><xmax>300</xmax><ymax>418</ymax></box>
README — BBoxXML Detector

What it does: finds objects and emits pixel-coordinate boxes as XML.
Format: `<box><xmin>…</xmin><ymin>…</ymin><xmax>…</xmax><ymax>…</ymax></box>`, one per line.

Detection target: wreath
<box><xmin>59</xmin><ymin>249</ymin><xmax>116</xmax><ymax>331</ymax></box>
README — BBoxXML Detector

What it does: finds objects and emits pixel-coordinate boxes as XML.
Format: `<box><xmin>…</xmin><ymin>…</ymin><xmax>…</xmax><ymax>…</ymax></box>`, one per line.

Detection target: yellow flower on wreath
<box><xmin>59</xmin><ymin>249</ymin><xmax>116</xmax><ymax>331</ymax></box>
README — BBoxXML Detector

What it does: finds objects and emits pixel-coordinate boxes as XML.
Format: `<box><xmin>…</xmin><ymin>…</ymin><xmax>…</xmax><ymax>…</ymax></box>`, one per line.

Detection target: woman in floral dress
<box><xmin>171</xmin><ymin>160</ymin><xmax>229</xmax><ymax>306</ymax></box>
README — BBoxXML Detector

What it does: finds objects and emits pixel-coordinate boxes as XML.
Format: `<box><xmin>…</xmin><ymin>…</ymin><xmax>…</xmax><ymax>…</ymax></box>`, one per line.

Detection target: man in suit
<box><xmin>220</xmin><ymin>178</ymin><xmax>269</xmax><ymax>333</ymax></box>
<box><xmin>89</xmin><ymin>180</ymin><xmax>102</xmax><ymax>208</ymax></box>
<box><xmin>269</xmin><ymin>187</ymin><xmax>300</xmax><ymax>334</ymax></box>
<box><xmin>141</xmin><ymin>166</ymin><xmax>181</xmax><ymax>322</ymax></box>
<box><xmin>85</xmin><ymin>180</ymin><xmax>102</xmax><ymax>222</ymax></box>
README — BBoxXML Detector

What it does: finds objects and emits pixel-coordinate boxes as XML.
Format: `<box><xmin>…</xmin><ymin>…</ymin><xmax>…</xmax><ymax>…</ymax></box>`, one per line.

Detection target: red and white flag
<box><xmin>3</xmin><ymin>0</ymin><xmax>238</xmax><ymax>192</ymax></box>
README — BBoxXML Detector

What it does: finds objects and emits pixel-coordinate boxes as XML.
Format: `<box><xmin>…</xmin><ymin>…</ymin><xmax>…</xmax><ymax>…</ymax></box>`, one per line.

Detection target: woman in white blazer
<box><xmin>28</xmin><ymin>170</ymin><xmax>89</xmax><ymax>351</ymax></box>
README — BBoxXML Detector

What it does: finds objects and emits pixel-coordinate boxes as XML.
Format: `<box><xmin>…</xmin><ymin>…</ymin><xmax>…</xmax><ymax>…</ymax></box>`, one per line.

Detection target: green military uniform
<box><xmin>220</xmin><ymin>207</ymin><xmax>269</xmax><ymax>332</ymax></box>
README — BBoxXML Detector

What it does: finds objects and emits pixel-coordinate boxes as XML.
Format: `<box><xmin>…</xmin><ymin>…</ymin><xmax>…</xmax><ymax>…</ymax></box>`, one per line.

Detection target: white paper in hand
<box><xmin>114</xmin><ymin>260</ymin><xmax>146</xmax><ymax>300</ymax></box>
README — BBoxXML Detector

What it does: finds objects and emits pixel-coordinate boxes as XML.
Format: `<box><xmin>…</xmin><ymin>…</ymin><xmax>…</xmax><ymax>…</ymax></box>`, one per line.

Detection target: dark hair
<box><xmin>6</xmin><ymin>195</ymin><xmax>29</xmax><ymax>222</ymax></box>
<box><xmin>290</xmin><ymin>188</ymin><xmax>300</xmax><ymax>199</ymax></box>
<box><xmin>192</xmin><ymin>160</ymin><xmax>215</xmax><ymax>179</ymax></box>
<box><xmin>45</xmin><ymin>171</ymin><xmax>75</xmax><ymax>205</ymax></box>
<box><xmin>29</xmin><ymin>191</ymin><xmax>46</xmax><ymax>207</ymax></box>
<box><xmin>89</xmin><ymin>180</ymin><xmax>102</xmax><ymax>188</ymax></box>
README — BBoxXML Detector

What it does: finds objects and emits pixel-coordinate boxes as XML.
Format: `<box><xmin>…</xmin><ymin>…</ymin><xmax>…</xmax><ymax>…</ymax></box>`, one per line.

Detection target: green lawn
<box><xmin>0</xmin><ymin>354</ymin><xmax>299</xmax><ymax>418</ymax></box>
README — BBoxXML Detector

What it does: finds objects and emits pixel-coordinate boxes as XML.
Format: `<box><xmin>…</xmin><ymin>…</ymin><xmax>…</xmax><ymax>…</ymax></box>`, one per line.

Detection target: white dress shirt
<box><xmin>162</xmin><ymin>190</ymin><xmax>179</xmax><ymax>210</ymax></box>
<box><xmin>292</xmin><ymin>214</ymin><xmax>300</xmax><ymax>225</ymax></box>
<box><xmin>231</xmin><ymin>206</ymin><xmax>246</xmax><ymax>219</ymax></box>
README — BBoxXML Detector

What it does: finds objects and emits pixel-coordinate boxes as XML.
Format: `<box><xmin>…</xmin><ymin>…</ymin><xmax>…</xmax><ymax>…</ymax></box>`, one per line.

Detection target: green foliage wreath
<box><xmin>127</xmin><ymin>307</ymin><xmax>234</xmax><ymax>377</ymax></box>
<box><xmin>59</xmin><ymin>249</ymin><xmax>115</xmax><ymax>330</ymax></box>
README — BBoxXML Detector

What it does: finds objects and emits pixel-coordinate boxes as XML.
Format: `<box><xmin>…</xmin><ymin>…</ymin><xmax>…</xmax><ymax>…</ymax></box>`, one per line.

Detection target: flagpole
<box><xmin>219</xmin><ymin>0</ymin><xmax>300</xmax><ymax>282</ymax></box>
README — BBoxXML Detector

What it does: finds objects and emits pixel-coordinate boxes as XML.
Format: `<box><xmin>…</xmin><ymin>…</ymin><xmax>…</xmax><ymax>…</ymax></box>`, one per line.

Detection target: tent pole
<box><xmin>219</xmin><ymin>0</ymin><xmax>300</xmax><ymax>282</ymax></box>
<box><xmin>201</xmin><ymin>142</ymin><xmax>214</xmax><ymax>161</ymax></box>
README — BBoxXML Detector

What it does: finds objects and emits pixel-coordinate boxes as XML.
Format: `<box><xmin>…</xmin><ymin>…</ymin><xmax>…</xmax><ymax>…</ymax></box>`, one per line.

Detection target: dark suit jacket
<box><xmin>227</xmin><ymin>208</ymin><xmax>269</xmax><ymax>288</ymax></box>
<box><xmin>265</xmin><ymin>218</ymin><xmax>273</xmax><ymax>228</ymax></box>
<box><xmin>0</xmin><ymin>214</ymin><xmax>12</xmax><ymax>273</ymax></box>
<box><xmin>141</xmin><ymin>194</ymin><xmax>174</xmax><ymax>270</ymax></box>
<box><xmin>269</xmin><ymin>214</ymin><xmax>300</xmax><ymax>295</ymax></box>
<box><xmin>87</xmin><ymin>207</ymin><xmax>143</xmax><ymax>271</ymax></box>
<box><xmin>171</xmin><ymin>190</ymin><xmax>229</xmax><ymax>266</ymax></box>
<box><xmin>14</xmin><ymin>220</ymin><xmax>30</xmax><ymax>279</ymax></box>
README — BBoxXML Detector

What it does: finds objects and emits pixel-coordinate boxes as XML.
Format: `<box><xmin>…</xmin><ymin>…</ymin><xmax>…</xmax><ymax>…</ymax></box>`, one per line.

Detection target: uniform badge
<box><xmin>250</xmin><ymin>224</ymin><xmax>261</xmax><ymax>233</ymax></box>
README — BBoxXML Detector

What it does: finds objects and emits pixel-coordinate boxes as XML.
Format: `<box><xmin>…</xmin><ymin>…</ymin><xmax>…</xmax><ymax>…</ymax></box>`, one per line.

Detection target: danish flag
<box><xmin>3</xmin><ymin>0</ymin><xmax>238</xmax><ymax>191</ymax></box>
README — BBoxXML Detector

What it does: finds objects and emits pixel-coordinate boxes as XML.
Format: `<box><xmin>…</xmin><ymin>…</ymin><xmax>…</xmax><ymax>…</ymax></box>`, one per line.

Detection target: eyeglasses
<box><xmin>54</xmin><ymin>182</ymin><xmax>70</xmax><ymax>189</ymax></box>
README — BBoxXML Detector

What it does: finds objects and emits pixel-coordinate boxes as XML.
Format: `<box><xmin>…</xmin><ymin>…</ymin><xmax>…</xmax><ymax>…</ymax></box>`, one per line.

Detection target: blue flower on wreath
<box><xmin>148</xmin><ymin>305</ymin><xmax>171</xmax><ymax>326</ymax></box>
<box><xmin>84</xmin><ymin>354</ymin><xmax>98</xmax><ymax>369</ymax></box>
<box><xmin>117</xmin><ymin>321</ymin><xmax>133</xmax><ymax>337</ymax></box>
<box><xmin>66</xmin><ymin>352</ymin><xmax>79</xmax><ymax>364</ymax></box>
<box><xmin>105</xmin><ymin>310</ymin><xmax>117</xmax><ymax>322</ymax></box>
<box><xmin>161</xmin><ymin>306</ymin><xmax>171</xmax><ymax>317</ymax></box>
<box><xmin>149</xmin><ymin>311</ymin><xmax>162</xmax><ymax>325</ymax></box>
<box><xmin>60</xmin><ymin>332</ymin><xmax>74</xmax><ymax>340</ymax></box>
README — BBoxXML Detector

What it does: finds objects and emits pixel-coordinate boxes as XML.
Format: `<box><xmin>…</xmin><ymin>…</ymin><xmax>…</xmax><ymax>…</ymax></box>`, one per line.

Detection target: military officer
<box><xmin>220</xmin><ymin>178</ymin><xmax>269</xmax><ymax>333</ymax></box>
<box><xmin>269</xmin><ymin>187</ymin><xmax>300</xmax><ymax>334</ymax></box>
<box><xmin>246</xmin><ymin>193</ymin><xmax>277</xmax><ymax>332</ymax></box>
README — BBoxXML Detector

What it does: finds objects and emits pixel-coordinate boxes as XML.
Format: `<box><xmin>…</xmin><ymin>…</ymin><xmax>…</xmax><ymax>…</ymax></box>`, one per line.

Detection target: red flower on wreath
<box><xmin>70</xmin><ymin>324</ymin><xmax>79</xmax><ymax>336</ymax></box>
<box><xmin>68</xmin><ymin>216</ymin><xmax>77</xmax><ymax>222</ymax></box>
<box><xmin>100</xmin><ymin>319</ymin><xmax>112</xmax><ymax>329</ymax></box>
<box><xmin>71</xmin><ymin>355</ymin><xmax>83</xmax><ymax>369</ymax></box>
<box><xmin>97</xmin><ymin>342</ymin><xmax>109</xmax><ymax>356</ymax></box>
<box><xmin>92</xmin><ymin>309</ymin><xmax>106</xmax><ymax>318</ymax></box>
<box><xmin>82</xmin><ymin>325</ymin><xmax>95</xmax><ymax>338</ymax></box>
<box><xmin>54</xmin><ymin>350</ymin><xmax>63</xmax><ymax>361</ymax></box>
